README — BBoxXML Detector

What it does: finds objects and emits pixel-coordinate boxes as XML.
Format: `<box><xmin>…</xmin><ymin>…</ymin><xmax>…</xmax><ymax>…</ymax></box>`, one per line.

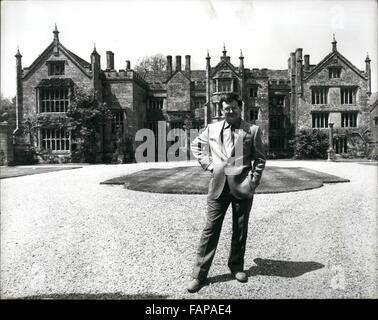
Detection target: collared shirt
<box><xmin>222</xmin><ymin>120</ymin><xmax>240</xmax><ymax>158</ymax></box>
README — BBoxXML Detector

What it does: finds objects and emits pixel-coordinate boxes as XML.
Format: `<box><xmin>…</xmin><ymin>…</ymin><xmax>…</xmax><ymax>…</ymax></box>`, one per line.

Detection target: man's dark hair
<box><xmin>219</xmin><ymin>93</ymin><xmax>243</xmax><ymax>108</ymax></box>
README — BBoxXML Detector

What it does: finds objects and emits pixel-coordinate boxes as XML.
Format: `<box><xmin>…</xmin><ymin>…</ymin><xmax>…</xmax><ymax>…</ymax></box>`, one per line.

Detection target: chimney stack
<box><xmin>185</xmin><ymin>55</ymin><xmax>191</xmax><ymax>72</ymax></box>
<box><xmin>126</xmin><ymin>60</ymin><xmax>131</xmax><ymax>70</ymax></box>
<box><xmin>304</xmin><ymin>54</ymin><xmax>310</xmax><ymax>71</ymax></box>
<box><xmin>167</xmin><ymin>55</ymin><xmax>172</xmax><ymax>75</ymax></box>
<box><xmin>106</xmin><ymin>51</ymin><xmax>114</xmax><ymax>70</ymax></box>
<box><xmin>295</xmin><ymin>48</ymin><xmax>303</xmax><ymax>95</ymax></box>
<box><xmin>175</xmin><ymin>55</ymin><xmax>181</xmax><ymax>71</ymax></box>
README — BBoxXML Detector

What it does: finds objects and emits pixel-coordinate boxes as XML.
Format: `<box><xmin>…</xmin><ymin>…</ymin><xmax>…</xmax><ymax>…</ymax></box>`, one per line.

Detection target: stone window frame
<box><xmin>340</xmin><ymin>87</ymin><xmax>357</xmax><ymax>105</ymax></box>
<box><xmin>328</xmin><ymin>66</ymin><xmax>342</xmax><ymax>79</ymax></box>
<box><xmin>148</xmin><ymin>99</ymin><xmax>164</xmax><ymax>110</ymax></box>
<box><xmin>249</xmin><ymin>87</ymin><xmax>258</xmax><ymax>98</ymax></box>
<box><xmin>38</xmin><ymin>87</ymin><xmax>70</xmax><ymax>113</ymax></box>
<box><xmin>111</xmin><ymin>110</ymin><xmax>125</xmax><ymax>134</ymax></box>
<box><xmin>312</xmin><ymin>112</ymin><xmax>329</xmax><ymax>128</ymax></box>
<box><xmin>39</xmin><ymin>127</ymin><xmax>71</xmax><ymax>152</ymax></box>
<box><xmin>341</xmin><ymin>112</ymin><xmax>358</xmax><ymax>128</ymax></box>
<box><xmin>47</xmin><ymin>61</ymin><xmax>65</xmax><ymax>76</ymax></box>
<box><xmin>311</xmin><ymin>87</ymin><xmax>328</xmax><ymax>105</ymax></box>
<box><xmin>333</xmin><ymin>136</ymin><xmax>348</xmax><ymax>154</ymax></box>
<box><xmin>213</xmin><ymin>78</ymin><xmax>236</xmax><ymax>94</ymax></box>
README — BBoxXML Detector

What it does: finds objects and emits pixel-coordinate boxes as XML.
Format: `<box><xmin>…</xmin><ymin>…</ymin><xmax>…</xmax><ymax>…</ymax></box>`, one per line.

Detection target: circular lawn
<box><xmin>101</xmin><ymin>166</ymin><xmax>350</xmax><ymax>194</ymax></box>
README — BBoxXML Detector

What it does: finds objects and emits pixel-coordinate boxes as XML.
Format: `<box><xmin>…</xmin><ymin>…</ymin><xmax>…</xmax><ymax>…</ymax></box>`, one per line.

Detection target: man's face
<box><xmin>221</xmin><ymin>100</ymin><xmax>241</xmax><ymax>124</ymax></box>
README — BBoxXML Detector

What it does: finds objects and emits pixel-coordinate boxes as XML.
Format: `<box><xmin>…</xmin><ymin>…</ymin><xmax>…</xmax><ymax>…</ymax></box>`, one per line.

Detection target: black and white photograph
<box><xmin>1</xmin><ymin>0</ymin><xmax>377</xmax><ymax>310</ymax></box>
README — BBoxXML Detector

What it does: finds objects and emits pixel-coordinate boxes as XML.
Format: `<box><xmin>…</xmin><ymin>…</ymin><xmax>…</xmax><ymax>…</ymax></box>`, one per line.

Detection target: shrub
<box><xmin>0</xmin><ymin>150</ymin><xmax>5</xmax><ymax>166</ymax></box>
<box><xmin>289</xmin><ymin>129</ymin><xmax>329</xmax><ymax>159</ymax></box>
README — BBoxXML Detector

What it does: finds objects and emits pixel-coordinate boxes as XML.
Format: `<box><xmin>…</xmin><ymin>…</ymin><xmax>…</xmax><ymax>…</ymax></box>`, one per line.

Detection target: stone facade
<box><xmin>289</xmin><ymin>38</ymin><xmax>372</xmax><ymax>158</ymax></box>
<box><xmin>11</xmin><ymin>28</ymin><xmax>374</xmax><ymax>163</ymax></box>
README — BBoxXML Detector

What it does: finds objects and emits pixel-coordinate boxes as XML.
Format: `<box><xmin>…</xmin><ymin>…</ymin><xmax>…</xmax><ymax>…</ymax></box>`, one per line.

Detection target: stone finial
<box><xmin>365</xmin><ymin>52</ymin><xmax>371</xmax><ymax>63</ymax></box>
<box><xmin>222</xmin><ymin>43</ymin><xmax>227</xmax><ymax>57</ymax></box>
<box><xmin>53</xmin><ymin>24</ymin><xmax>59</xmax><ymax>42</ymax></box>
<box><xmin>15</xmin><ymin>46</ymin><xmax>22</xmax><ymax>58</ymax></box>
<box><xmin>332</xmin><ymin>33</ymin><xmax>337</xmax><ymax>52</ymax></box>
<box><xmin>206</xmin><ymin>50</ymin><xmax>210</xmax><ymax>59</ymax></box>
<box><xmin>239</xmin><ymin>49</ymin><xmax>244</xmax><ymax>59</ymax></box>
<box><xmin>92</xmin><ymin>43</ymin><xmax>98</xmax><ymax>55</ymax></box>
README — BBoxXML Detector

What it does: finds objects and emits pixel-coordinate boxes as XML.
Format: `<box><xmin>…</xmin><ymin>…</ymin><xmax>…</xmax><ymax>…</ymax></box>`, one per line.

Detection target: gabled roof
<box><xmin>211</xmin><ymin>59</ymin><xmax>240</xmax><ymax>78</ymax></box>
<box><xmin>64</xmin><ymin>47</ymin><xmax>91</xmax><ymax>69</ymax></box>
<box><xmin>304</xmin><ymin>50</ymin><xmax>367</xmax><ymax>81</ymax></box>
<box><xmin>165</xmin><ymin>69</ymin><xmax>191</xmax><ymax>83</ymax></box>
<box><xmin>23</xmin><ymin>41</ymin><xmax>92</xmax><ymax>80</ymax></box>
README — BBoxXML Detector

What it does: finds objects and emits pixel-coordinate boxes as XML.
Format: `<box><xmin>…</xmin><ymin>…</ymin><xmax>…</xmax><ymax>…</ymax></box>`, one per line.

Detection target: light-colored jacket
<box><xmin>191</xmin><ymin>119</ymin><xmax>266</xmax><ymax>200</ymax></box>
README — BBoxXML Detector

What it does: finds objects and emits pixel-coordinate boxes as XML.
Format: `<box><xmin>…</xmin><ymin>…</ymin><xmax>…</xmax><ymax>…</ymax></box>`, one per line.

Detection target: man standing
<box><xmin>187</xmin><ymin>93</ymin><xmax>266</xmax><ymax>293</ymax></box>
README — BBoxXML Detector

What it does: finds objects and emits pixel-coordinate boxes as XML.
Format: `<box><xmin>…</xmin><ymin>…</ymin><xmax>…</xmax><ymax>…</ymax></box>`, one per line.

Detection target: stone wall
<box><xmin>246</xmin><ymin>76</ymin><xmax>270</xmax><ymax>146</ymax></box>
<box><xmin>0</xmin><ymin>122</ymin><xmax>15</xmax><ymax>165</ymax></box>
<box><xmin>298</xmin><ymin>58</ymin><xmax>370</xmax><ymax>132</ymax></box>
<box><xmin>22</xmin><ymin>51</ymin><xmax>93</xmax><ymax>120</ymax></box>
<box><xmin>166</xmin><ymin>72</ymin><xmax>191</xmax><ymax>112</ymax></box>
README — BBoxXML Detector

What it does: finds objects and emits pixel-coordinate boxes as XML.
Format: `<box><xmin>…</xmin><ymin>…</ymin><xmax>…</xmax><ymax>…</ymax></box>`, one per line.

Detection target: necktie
<box><xmin>223</xmin><ymin>124</ymin><xmax>235</xmax><ymax>158</ymax></box>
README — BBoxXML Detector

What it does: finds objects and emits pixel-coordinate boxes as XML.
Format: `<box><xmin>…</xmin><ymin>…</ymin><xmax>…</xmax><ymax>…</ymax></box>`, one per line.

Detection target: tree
<box><xmin>66</xmin><ymin>88</ymin><xmax>112</xmax><ymax>163</ymax></box>
<box><xmin>0</xmin><ymin>95</ymin><xmax>16</xmax><ymax>122</ymax></box>
<box><xmin>134</xmin><ymin>53</ymin><xmax>167</xmax><ymax>78</ymax></box>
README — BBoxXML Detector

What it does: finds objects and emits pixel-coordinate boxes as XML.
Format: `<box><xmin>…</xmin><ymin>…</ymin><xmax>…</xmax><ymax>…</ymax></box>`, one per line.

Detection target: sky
<box><xmin>1</xmin><ymin>0</ymin><xmax>377</xmax><ymax>99</ymax></box>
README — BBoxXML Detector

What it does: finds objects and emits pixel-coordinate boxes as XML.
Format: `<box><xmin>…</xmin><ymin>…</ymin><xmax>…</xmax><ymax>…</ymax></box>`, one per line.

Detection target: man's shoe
<box><xmin>231</xmin><ymin>271</ymin><xmax>248</xmax><ymax>283</ymax></box>
<box><xmin>187</xmin><ymin>279</ymin><xmax>205</xmax><ymax>293</ymax></box>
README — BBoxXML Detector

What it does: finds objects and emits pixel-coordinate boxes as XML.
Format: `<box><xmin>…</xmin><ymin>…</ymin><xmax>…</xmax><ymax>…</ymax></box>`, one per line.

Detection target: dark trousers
<box><xmin>192</xmin><ymin>181</ymin><xmax>253</xmax><ymax>281</ymax></box>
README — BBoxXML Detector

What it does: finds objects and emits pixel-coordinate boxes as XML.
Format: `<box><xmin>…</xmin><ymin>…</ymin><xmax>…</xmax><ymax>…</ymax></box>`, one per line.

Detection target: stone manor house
<box><xmin>5</xmin><ymin>27</ymin><xmax>377</xmax><ymax>164</ymax></box>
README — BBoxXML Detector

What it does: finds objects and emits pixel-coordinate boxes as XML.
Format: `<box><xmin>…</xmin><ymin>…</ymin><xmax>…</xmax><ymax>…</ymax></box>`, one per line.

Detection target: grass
<box><xmin>101</xmin><ymin>166</ymin><xmax>350</xmax><ymax>194</ymax></box>
<box><xmin>0</xmin><ymin>166</ymin><xmax>82</xmax><ymax>179</ymax></box>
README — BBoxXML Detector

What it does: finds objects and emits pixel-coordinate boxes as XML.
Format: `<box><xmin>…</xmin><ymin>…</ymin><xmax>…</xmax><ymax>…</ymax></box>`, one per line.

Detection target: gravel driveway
<box><xmin>1</xmin><ymin>160</ymin><xmax>377</xmax><ymax>299</ymax></box>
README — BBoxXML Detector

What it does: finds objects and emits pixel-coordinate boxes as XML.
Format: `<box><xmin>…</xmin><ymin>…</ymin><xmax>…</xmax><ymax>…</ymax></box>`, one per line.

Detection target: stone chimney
<box><xmin>106</xmin><ymin>51</ymin><xmax>114</xmax><ymax>70</ymax></box>
<box><xmin>126</xmin><ymin>60</ymin><xmax>131</xmax><ymax>70</ymax></box>
<box><xmin>175</xmin><ymin>55</ymin><xmax>181</xmax><ymax>72</ymax></box>
<box><xmin>295</xmin><ymin>48</ymin><xmax>303</xmax><ymax>96</ymax></box>
<box><xmin>304</xmin><ymin>54</ymin><xmax>310</xmax><ymax>71</ymax></box>
<box><xmin>185</xmin><ymin>55</ymin><xmax>191</xmax><ymax>72</ymax></box>
<box><xmin>167</xmin><ymin>55</ymin><xmax>172</xmax><ymax>75</ymax></box>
